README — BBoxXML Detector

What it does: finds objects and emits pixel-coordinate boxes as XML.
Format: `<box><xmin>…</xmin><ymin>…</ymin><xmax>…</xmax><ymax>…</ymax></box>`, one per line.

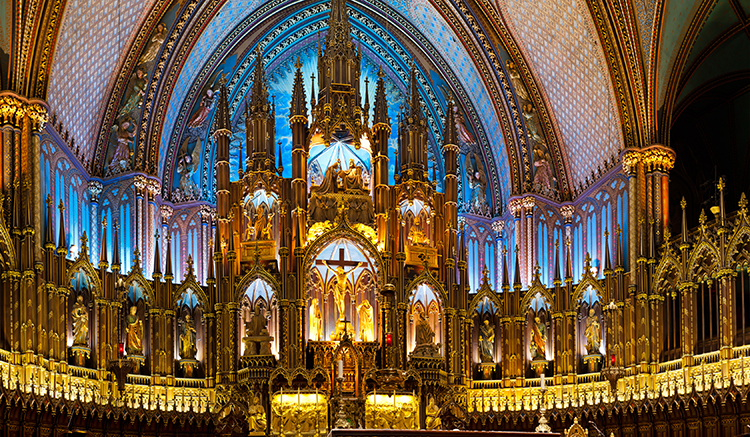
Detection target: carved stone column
<box><xmin>523</xmin><ymin>196</ymin><xmax>536</xmax><ymax>284</ymax></box>
<box><xmin>87</xmin><ymin>181</ymin><xmax>102</xmax><ymax>262</ymax></box>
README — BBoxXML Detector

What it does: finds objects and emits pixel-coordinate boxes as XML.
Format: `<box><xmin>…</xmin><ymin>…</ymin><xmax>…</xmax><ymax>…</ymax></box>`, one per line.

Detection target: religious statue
<box><xmin>175</xmin><ymin>137</ymin><xmax>202</xmax><ymax>199</ymax></box>
<box><xmin>108</xmin><ymin>119</ymin><xmax>134</xmax><ymax>174</ymax></box>
<box><xmin>407</xmin><ymin>215</ymin><xmax>429</xmax><ymax>246</ymax></box>
<box><xmin>179</xmin><ymin>314</ymin><xmax>197</xmax><ymax>360</ymax></box>
<box><xmin>530</xmin><ymin>316</ymin><xmax>547</xmax><ymax>360</ymax></box>
<box><xmin>323</xmin><ymin>260</ymin><xmax>363</xmax><ymax>322</ymax></box>
<box><xmin>138</xmin><ymin>22</ymin><xmax>167</xmax><ymax>65</ymax></box>
<box><xmin>411</xmin><ymin>309</ymin><xmax>440</xmax><ymax>357</ymax></box>
<box><xmin>243</xmin><ymin>304</ymin><xmax>273</xmax><ymax>356</ymax></box>
<box><xmin>247</xmin><ymin>393</ymin><xmax>267</xmax><ymax>432</ymax></box>
<box><xmin>425</xmin><ymin>395</ymin><xmax>442</xmax><ymax>430</ymax></box>
<box><xmin>252</xmin><ymin>206</ymin><xmax>274</xmax><ymax>241</ymax></box>
<box><xmin>71</xmin><ymin>295</ymin><xmax>89</xmax><ymax>346</ymax></box>
<box><xmin>309</xmin><ymin>298</ymin><xmax>323</xmax><ymax>341</ymax></box>
<box><xmin>357</xmin><ymin>299</ymin><xmax>374</xmax><ymax>342</ymax></box>
<box><xmin>118</xmin><ymin>68</ymin><xmax>147</xmax><ymax>118</ymax></box>
<box><xmin>340</xmin><ymin>159</ymin><xmax>365</xmax><ymax>192</ymax></box>
<box><xmin>311</xmin><ymin>161</ymin><xmax>341</xmax><ymax>195</ymax></box>
<box><xmin>126</xmin><ymin>306</ymin><xmax>143</xmax><ymax>355</ymax></box>
<box><xmin>506</xmin><ymin>60</ymin><xmax>529</xmax><ymax>102</ymax></box>
<box><xmin>464</xmin><ymin>151</ymin><xmax>488</xmax><ymax>213</ymax></box>
<box><xmin>479</xmin><ymin>319</ymin><xmax>495</xmax><ymax>362</ymax></box>
<box><xmin>584</xmin><ymin>308</ymin><xmax>601</xmax><ymax>355</ymax></box>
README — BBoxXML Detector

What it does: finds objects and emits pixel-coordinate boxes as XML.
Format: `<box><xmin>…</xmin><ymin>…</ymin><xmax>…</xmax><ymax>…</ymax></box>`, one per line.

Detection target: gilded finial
<box><xmin>698</xmin><ymin>209</ymin><xmax>707</xmax><ymax>232</ymax></box>
<box><xmin>616</xmin><ymin>225</ymin><xmax>622</xmax><ymax>236</ymax></box>
<box><xmin>58</xmin><ymin>199</ymin><xmax>65</xmax><ymax>213</ymax></box>
<box><xmin>739</xmin><ymin>192</ymin><xmax>748</xmax><ymax>217</ymax></box>
<box><xmin>294</xmin><ymin>56</ymin><xmax>302</xmax><ymax>70</ymax></box>
<box><xmin>680</xmin><ymin>197</ymin><xmax>686</xmax><ymax>210</ymax></box>
<box><xmin>102</xmin><ymin>217</ymin><xmax>107</xmax><ymax>229</ymax></box>
<box><xmin>717</xmin><ymin>177</ymin><xmax>725</xmax><ymax>192</ymax></box>
<box><xmin>604</xmin><ymin>228</ymin><xmax>609</xmax><ymax>238</ymax></box>
<box><xmin>554</xmin><ymin>239</ymin><xmax>559</xmax><ymax>250</ymax></box>
<box><xmin>46</xmin><ymin>194</ymin><xmax>52</xmax><ymax>207</ymax></box>
<box><xmin>584</xmin><ymin>252</ymin><xmax>592</xmax><ymax>267</ymax></box>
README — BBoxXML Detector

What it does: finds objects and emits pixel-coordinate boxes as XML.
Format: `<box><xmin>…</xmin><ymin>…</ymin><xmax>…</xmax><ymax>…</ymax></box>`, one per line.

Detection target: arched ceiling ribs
<box><xmin>659</xmin><ymin>0</ymin><xmax>716</xmax><ymax>145</ymax></box>
<box><xmin>585</xmin><ymin>0</ymin><xmax>649</xmax><ymax>149</ymax></box>
<box><xmin>457</xmin><ymin>0</ymin><xmax>570</xmax><ymax>200</ymax></box>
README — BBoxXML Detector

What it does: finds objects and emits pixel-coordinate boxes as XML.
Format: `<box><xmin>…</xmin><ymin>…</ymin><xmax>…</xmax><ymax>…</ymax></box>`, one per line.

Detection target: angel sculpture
<box><xmin>464</xmin><ymin>151</ymin><xmax>488</xmax><ymax>212</ymax></box>
<box><xmin>175</xmin><ymin>137</ymin><xmax>202</xmax><ymax>199</ymax></box>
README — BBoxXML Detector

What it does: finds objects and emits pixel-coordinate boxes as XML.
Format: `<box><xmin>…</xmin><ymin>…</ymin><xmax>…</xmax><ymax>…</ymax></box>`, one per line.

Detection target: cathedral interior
<box><xmin>1</xmin><ymin>0</ymin><xmax>750</xmax><ymax>435</ymax></box>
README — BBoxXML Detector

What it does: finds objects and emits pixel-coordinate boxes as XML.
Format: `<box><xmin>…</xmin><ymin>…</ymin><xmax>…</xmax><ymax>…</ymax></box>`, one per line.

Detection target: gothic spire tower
<box><xmin>312</xmin><ymin>0</ymin><xmax>365</xmax><ymax>147</ymax></box>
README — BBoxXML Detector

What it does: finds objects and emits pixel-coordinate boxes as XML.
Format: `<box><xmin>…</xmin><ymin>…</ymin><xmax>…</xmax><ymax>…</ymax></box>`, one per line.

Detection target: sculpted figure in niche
<box><xmin>312</xmin><ymin>161</ymin><xmax>341</xmax><ymax>195</ymax></box>
<box><xmin>247</xmin><ymin>393</ymin><xmax>267</xmax><ymax>432</ymax></box>
<box><xmin>138</xmin><ymin>22</ymin><xmax>167</xmax><ymax>65</ymax></box>
<box><xmin>407</xmin><ymin>215</ymin><xmax>428</xmax><ymax>246</ymax></box>
<box><xmin>415</xmin><ymin>310</ymin><xmax>435</xmax><ymax>347</ymax></box>
<box><xmin>464</xmin><ymin>151</ymin><xmax>488</xmax><ymax>212</ymax></box>
<box><xmin>179</xmin><ymin>314</ymin><xmax>197</xmax><ymax>360</ymax></box>
<box><xmin>530</xmin><ymin>316</ymin><xmax>547</xmax><ymax>360</ymax></box>
<box><xmin>506</xmin><ymin>60</ymin><xmax>529</xmax><ymax>102</ymax></box>
<box><xmin>71</xmin><ymin>295</ymin><xmax>89</xmax><ymax>346</ymax></box>
<box><xmin>584</xmin><ymin>308</ymin><xmax>601</xmax><ymax>354</ymax></box>
<box><xmin>479</xmin><ymin>318</ymin><xmax>495</xmax><ymax>363</ymax></box>
<box><xmin>309</xmin><ymin>298</ymin><xmax>323</xmax><ymax>341</ymax></box>
<box><xmin>425</xmin><ymin>395</ymin><xmax>442</xmax><ymax>430</ymax></box>
<box><xmin>340</xmin><ymin>159</ymin><xmax>365</xmax><ymax>192</ymax></box>
<box><xmin>357</xmin><ymin>298</ymin><xmax>374</xmax><ymax>342</ymax></box>
<box><xmin>126</xmin><ymin>306</ymin><xmax>143</xmax><ymax>355</ymax></box>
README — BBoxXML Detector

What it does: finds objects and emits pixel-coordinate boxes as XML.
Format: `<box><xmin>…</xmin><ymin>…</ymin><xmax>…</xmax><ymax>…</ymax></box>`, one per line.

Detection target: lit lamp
<box><xmin>108</xmin><ymin>342</ymin><xmax>134</xmax><ymax>395</ymax></box>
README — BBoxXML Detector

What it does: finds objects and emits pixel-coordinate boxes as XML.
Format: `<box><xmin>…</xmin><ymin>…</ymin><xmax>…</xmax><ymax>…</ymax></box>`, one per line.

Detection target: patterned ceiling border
<box><xmin>33</xmin><ymin>0</ymin><xmax>65</xmax><ymax>99</ymax></box>
<box><xmin>588</xmin><ymin>0</ymin><xmax>648</xmax><ymax>149</ymax></box>
<box><xmin>465</xmin><ymin>0</ymin><xmax>571</xmax><ymax>200</ymax></box>
<box><xmin>435</xmin><ymin>0</ymin><xmax>522</xmax><ymax>199</ymax></box>
<box><xmin>91</xmin><ymin>0</ymin><xmax>184</xmax><ymax>175</ymax></box>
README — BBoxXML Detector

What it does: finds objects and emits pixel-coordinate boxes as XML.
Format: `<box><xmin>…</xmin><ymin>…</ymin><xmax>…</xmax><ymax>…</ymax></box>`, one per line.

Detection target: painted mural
<box><xmin>104</xmin><ymin>1</ymin><xmax>183</xmax><ymax>177</ymax></box>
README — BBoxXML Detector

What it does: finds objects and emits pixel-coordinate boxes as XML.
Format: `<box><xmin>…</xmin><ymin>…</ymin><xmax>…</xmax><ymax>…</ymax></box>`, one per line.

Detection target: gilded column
<box><xmin>621</xmin><ymin>149</ymin><xmax>640</xmax><ymax>274</ymax></box>
<box><xmin>146</xmin><ymin>180</ymin><xmax>160</xmax><ymax>276</ymax></box>
<box><xmin>523</xmin><ymin>196</ymin><xmax>535</xmax><ymax>284</ymax></box>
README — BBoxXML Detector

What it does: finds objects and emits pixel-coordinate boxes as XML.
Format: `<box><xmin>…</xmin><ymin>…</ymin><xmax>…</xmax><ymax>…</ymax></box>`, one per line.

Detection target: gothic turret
<box><xmin>290</xmin><ymin>57</ymin><xmax>309</xmax><ymax>228</ymax></box>
<box><xmin>312</xmin><ymin>0</ymin><xmax>365</xmax><ymax>146</ymax></box>
<box><xmin>246</xmin><ymin>49</ymin><xmax>276</xmax><ymax>172</ymax></box>
<box><xmin>397</xmin><ymin>66</ymin><xmax>428</xmax><ymax>183</ymax></box>
<box><xmin>372</xmin><ymin>68</ymin><xmax>391</xmax><ymax>241</ymax></box>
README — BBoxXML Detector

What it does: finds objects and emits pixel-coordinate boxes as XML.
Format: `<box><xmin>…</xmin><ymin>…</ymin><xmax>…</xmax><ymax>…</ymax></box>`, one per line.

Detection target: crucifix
<box><xmin>316</xmin><ymin>248</ymin><xmax>364</xmax><ymax>339</ymax></box>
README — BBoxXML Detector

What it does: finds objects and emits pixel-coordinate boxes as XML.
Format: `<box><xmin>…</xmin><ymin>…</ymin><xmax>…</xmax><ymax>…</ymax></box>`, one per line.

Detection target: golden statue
<box><xmin>247</xmin><ymin>393</ymin><xmax>267</xmax><ymax>432</ymax></box>
<box><xmin>126</xmin><ymin>306</ymin><xmax>143</xmax><ymax>355</ymax></box>
<box><xmin>479</xmin><ymin>319</ymin><xmax>495</xmax><ymax>362</ymax></box>
<box><xmin>341</xmin><ymin>158</ymin><xmax>365</xmax><ymax>191</ymax></box>
<box><xmin>179</xmin><ymin>314</ymin><xmax>197</xmax><ymax>360</ymax></box>
<box><xmin>584</xmin><ymin>308</ymin><xmax>601</xmax><ymax>354</ymax></box>
<box><xmin>407</xmin><ymin>216</ymin><xmax>429</xmax><ymax>246</ymax></box>
<box><xmin>323</xmin><ymin>260</ymin><xmax>363</xmax><ymax>322</ymax></box>
<box><xmin>425</xmin><ymin>395</ymin><xmax>442</xmax><ymax>430</ymax></box>
<box><xmin>71</xmin><ymin>295</ymin><xmax>89</xmax><ymax>346</ymax></box>
<box><xmin>531</xmin><ymin>316</ymin><xmax>546</xmax><ymax>360</ymax></box>
<box><xmin>357</xmin><ymin>298</ymin><xmax>374</xmax><ymax>342</ymax></box>
<box><xmin>309</xmin><ymin>298</ymin><xmax>323</xmax><ymax>341</ymax></box>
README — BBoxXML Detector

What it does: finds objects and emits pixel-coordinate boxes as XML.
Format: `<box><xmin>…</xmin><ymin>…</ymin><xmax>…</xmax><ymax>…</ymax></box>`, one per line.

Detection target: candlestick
<box><xmin>541</xmin><ymin>374</ymin><xmax>546</xmax><ymax>389</ymax></box>
<box><xmin>338</xmin><ymin>359</ymin><xmax>343</xmax><ymax>378</ymax></box>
